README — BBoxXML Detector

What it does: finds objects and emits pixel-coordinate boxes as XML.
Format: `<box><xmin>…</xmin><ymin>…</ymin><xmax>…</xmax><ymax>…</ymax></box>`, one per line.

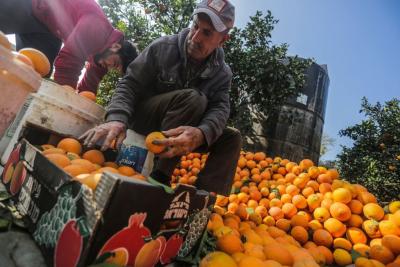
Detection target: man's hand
<box><xmin>79</xmin><ymin>121</ymin><xmax>127</xmax><ymax>151</ymax></box>
<box><xmin>154</xmin><ymin>126</ymin><xmax>205</xmax><ymax>158</ymax></box>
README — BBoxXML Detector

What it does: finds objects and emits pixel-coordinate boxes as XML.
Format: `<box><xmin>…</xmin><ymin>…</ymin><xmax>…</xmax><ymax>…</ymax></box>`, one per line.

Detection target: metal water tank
<box><xmin>265</xmin><ymin>62</ymin><xmax>330</xmax><ymax>163</ymax></box>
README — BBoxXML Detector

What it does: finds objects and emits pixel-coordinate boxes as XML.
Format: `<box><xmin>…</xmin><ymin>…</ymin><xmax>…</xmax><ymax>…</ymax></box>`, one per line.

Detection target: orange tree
<box><xmin>337</xmin><ymin>97</ymin><xmax>400</xmax><ymax>202</ymax></box>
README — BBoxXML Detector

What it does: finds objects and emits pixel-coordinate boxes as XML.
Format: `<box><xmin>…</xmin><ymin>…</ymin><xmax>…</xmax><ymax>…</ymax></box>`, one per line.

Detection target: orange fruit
<box><xmin>45</xmin><ymin>153</ymin><xmax>71</xmax><ymax>168</ymax></box>
<box><xmin>254</xmin><ymin>206</ymin><xmax>268</xmax><ymax>218</ymax></box>
<box><xmin>307</xmin><ymin>246</ymin><xmax>326</xmax><ymax>266</ymax></box>
<box><xmin>330</xmin><ymin>202</ymin><xmax>351</xmax><ymax>222</ymax></box>
<box><xmin>82</xmin><ymin>149</ymin><xmax>105</xmax><ymax>165</ymax></box>
<box><xmin>217</xmin><ymin>233</ymin><xmax>244</xmax><ymax>254</ymax></box>
<box><xmin>313</xmin><ymin>207</ymin><xmax>330</xmax><ymax>222</ymax></box>
<box><xmin>357</xmin><ymin>191</ymin><xmax>377</xmax><ymax>204</ymax></box>
<box><xmin>317</xmin><ymin>245</ymin><xmax>333</xmax><ymax>265</ymax></box>
<box><xmin>369</xmin><ymin>245</ymin><xmax>395</xmax><ymax>264</ymax></box>
<box><xmin>57</xmin><ymin>138</ymin><xmax>82</xmax><ymax>155</ymax></box>
<box><xmin>363</xmin><ymin>203</ymin><xmax>385</xmax><ymax>221</ymax></box>
<box><xmin>332</xmin><ymin>188</ymin><xmax>352</xmax><ymax>204</ymax></box>
<box><xmin>66</xmin><ymin>152</ymin><xmax>81</xmax><ymax>160</ymax></box>
<box><xmin>41</xmin><ymin>144</ymin><xmax>55</xmax><ymax>150</ymax></box>
<box><xmin>313</xmin><ymin>229</ymin><xmax>333</xmax><ymax>247</ymax></box>
<box><xmin>324</xmin><ymin>218</ymin><xmax>346</xmax><ymax>238</ymax></box>
<box><xmin>145</xmin><ymin>131</ymin><xmax>166</xmax><ymax>154</ymax></box>
<box><xmin>199</xmin><ymin>251</ymin><xmax>237</xmax><ymax>267</ymax></box>
<box><xmin>70</xmin><ymin>159</ymin><xmax>97</xmax><ymax>172</ymax></box>
<box><xmin>74</xmin><ymin>173</ymin><xmax>102</xmax><ymax>190</ymax></box>
<box><xmin>290</xmin><ymin>226</ymin><xmax>308</xmax><ymax>244</ymax></box>
<box><xmin>78</xmin><ymin>91</ymin><xmax>96</xmax><ymax>102</ymax></box>
<box><xmin>118</xmin><ymin>166</ymin><xmax>136</xmax><ymax>176</ymax></box>
<box><xmin>308</xmin><ymin>219</ymin><xmax>323</xmax><ymax>231</ymax></box>
<box><xmin>246</xmin><ymin>160</ymin><xmax>257</xmax><ymax>169</ymax></box>
<box><xmin>388</xmin><ymin>201</ymin><xmax>400</xmax><ymax>214</ymax></box>
<box><xmin>363</xmin><ymin>219</ymin><xmax>382</xmax><ymax>239</ymax></box>
<box><xmin>333</xmin><ymin>238</ymin><xmax>352</xmax><ymax>251</ymax></box>
<box><xmin>354</xmin><ymin>257</ymin><xmax>374</xmax><ymax>267</ymax></box>
<box><xmin>275</xmin><ymin>218</ymin><xmax>291</xmax><ymax>232</ymax></box>
<box><xmin>379</xmin><ymin>220</ymin><xmax>400</xmax><ymax>236</ymax></box>
<box><xmin>346</xmin><ymin>227</ymin><xmax>367</xmax><ymax>244</ymax></box>
<box><xmin>282</xmin><ymin>203</ymin><xmax>297</xmax><ymax>218</ymax></box>
<box><xmin>243</xmin><ymin>242</ymin><xmax>265</xmax><ymax>260</ymax></box>
<box><xmin>42</xmin><ymin>148</ymin><xmax>66</xmax><ymax>155</ymax></box>
<box><xmin>292</xmin><ymin>195</ymin><xmax>307</xmax><ymax>209</ymax></box>
<box><xmin>299</xmin><ymin>159</ymin><xmax>314</xmax><ymax>170</ymax></box>
<box><xmin>63</xmin><ymin>164</ymin><xmax>90</xmax><ymax>177</ymax></box>
<box><xmin>291</xmin><ymin>214</ymin><xmax>309</xmax><ymax>228</ymax></box>
<box><xmin>326</xmin><ymin>169</ymin><xmax>340</xmax><ymax>180</ymax></box>
<box><xmin>95</xmin><ymin>166</ymin><xmax>119</xmax><ymax>174</ymax></box>
<box><xmin>348</xmin><ymin>199</ymin><xmax>363</xmax><ymax>214</ymax></box>
<box><xmin>263</xmin><ymin>244</ymin><xmax>294</xmax><ymax>265</ymax></box>
<box><xmin>333</xmin><ymin>248</ymin><xmax>352</xmax><ymax>266</ymax></box>
<box><xmin>369</xmin><ymin>238</ymin><xmax>382</xmax><ymax>247</ymax></box>
<box><xmin>18</xmin><ymin>47</ymin><xmax>50</xmax><ymax>76</ymax></box>
<box><xmin>347</xmin><ymin>214</ymin><xmax>363</xmax><ymax>228</ymax></box>
<box><xmin>268</xmin><ymin>207</ymin><xmax>284</xmax><ymax>221</ymax></box>
<box><xmin>104</xmin><ymin>161</ymin><xmax>119</xmax><ymax>168</ymax></box>
<box><xmin>382</xmin><ymin>234</ymin><xmax>400</xmax><ymax>255</ymax></box>
<box><xmin>353</xmin><ymin>243</ymin><xmax>371</xmax><ymax>257</ymax></box>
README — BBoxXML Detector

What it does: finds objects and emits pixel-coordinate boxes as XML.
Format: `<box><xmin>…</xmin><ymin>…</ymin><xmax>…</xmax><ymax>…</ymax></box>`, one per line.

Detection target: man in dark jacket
<box><xmin>0</xmin><ymin>0</ymin><xmax>138</xmax><ymax>94</ymax></box>
<box><xmin>81</xmin><ymin>0</ymin><xmax>241</xmax><ymax>195</ymax></box>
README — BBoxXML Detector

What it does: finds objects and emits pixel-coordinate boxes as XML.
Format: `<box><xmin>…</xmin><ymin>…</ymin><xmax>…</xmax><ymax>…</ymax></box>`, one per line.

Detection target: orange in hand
<box><xmin>145</xmin><ymin>131</ymin><xmax>166</xmax><ymax>154</ymax></box>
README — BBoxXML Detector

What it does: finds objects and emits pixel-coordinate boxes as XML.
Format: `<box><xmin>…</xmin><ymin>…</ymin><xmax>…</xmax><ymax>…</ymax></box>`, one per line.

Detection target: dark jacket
<box><xmin>32</xmin><ymin>0</ymin><xmax>123</xmax><ymax>91</ymax></box>
<box><xmin>106</xmin><ymin>28</ymin><xmax>232</xmax><ymax>146</ymax></box>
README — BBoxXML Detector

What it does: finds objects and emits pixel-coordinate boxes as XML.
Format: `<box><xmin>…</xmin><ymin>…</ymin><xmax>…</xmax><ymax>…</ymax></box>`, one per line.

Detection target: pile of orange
<box><xmin>172</xmin><ymin>151</ymin><xmax>400</xmax><ymax>267</ymax></box>
<box><xmin>41</xmin><ymin>137</ymin><xmax>146</xmax><ymax>190</ymax></box>
<box><xmin>170</xmin><ymin>152</ymin><xmax>208</xmax><ymax>186</ymax></box>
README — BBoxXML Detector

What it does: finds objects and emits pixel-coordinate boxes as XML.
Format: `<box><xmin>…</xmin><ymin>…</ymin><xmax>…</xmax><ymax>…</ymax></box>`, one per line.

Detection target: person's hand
<box><xmin>154</xmin><ymin>126</ymin><xmax>205</xmax><ymax>158</ymax></box>
<box><xmin>79</xmin><ymin>121</ymin><xmax>127</xmax><ymax>151</ymax></box>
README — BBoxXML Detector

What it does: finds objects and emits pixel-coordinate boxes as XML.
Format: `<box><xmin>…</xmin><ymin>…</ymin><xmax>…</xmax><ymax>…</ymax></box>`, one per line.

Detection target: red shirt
<box><xmin>32</xmin><ymin>0</ymin><xmax>123</xmax><ymax>93</ymax></box>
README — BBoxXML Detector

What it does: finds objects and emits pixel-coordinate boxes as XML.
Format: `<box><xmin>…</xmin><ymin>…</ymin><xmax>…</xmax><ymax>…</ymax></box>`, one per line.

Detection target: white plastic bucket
<box><xmin>0</xmin><ymin>45</ymin><xmax>41</xmax><ymax>137</ymax></box>
<box><xmin>0</xmin><ymin>80</ymin><xmax>106</xmax><ymax>165</ymax></box>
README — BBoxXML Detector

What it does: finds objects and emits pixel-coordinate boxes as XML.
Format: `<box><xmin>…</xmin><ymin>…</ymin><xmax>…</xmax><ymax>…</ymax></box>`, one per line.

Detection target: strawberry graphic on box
<box><xmin>98</xmin><ymin>213</ymin><xmax>151</xmax><ymax>266</ymax></box>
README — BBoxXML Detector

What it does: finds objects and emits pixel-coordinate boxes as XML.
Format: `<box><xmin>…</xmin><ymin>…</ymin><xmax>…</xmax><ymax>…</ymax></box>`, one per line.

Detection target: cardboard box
<box><xmin>1</xmin><ymin>139</ymin><xmax>215</xmax><ymax>266</ymax></box>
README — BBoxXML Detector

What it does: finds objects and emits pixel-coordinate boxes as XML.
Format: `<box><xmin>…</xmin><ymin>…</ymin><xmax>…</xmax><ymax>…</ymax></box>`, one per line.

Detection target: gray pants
<box><xmin>0</xmin><ymin>0</ymin><xmax>61</xmax><ymax>77</ymax></box>
<box><xmin>131</xmin><ymin>89</ymin><xmax>242</xmax><ymax>195</ymax></box>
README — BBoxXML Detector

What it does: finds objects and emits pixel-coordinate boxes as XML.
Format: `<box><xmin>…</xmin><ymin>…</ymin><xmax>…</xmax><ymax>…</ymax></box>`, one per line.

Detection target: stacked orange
<box><xmin>172</xmin><ymin>151</ymin><xmax>400</xmax><ymax>266</ymax></box>
<box><xmin>41</xmin><ymin>137</ymin><xmax>146</xmax><ymax>190</ymax></box>
<box><xmin>170</xmin><ymin>153</ymin><xmax>208</xmax><ymax>186</ymax></box>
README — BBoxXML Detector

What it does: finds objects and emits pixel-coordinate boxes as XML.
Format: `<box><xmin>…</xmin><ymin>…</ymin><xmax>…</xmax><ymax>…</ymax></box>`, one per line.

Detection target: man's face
<box><xmin>97</xmin><ymin>51</ymin><xmax>123</xmax><ymax>73</ymax></box>
<box><xmin>95</xmin><ymin>43</ymin><xmax>123</xmax><ymax>73</ymax></box>
<box><xmin>187</xmin><ymin>14</ymin><xmax>228</xmax><ymax>63</ymax></box>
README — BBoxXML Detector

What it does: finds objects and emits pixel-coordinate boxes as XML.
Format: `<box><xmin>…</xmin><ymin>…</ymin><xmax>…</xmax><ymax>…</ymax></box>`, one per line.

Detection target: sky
<box><xmin>6</xmin><ymin>1</ymin><xmax>399</xmax><ymax>161</ymax></box>
<box><xmin>230</xmin><ymin>0</ymin><xmax>400</xmax><ymax>161</ymax></box>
